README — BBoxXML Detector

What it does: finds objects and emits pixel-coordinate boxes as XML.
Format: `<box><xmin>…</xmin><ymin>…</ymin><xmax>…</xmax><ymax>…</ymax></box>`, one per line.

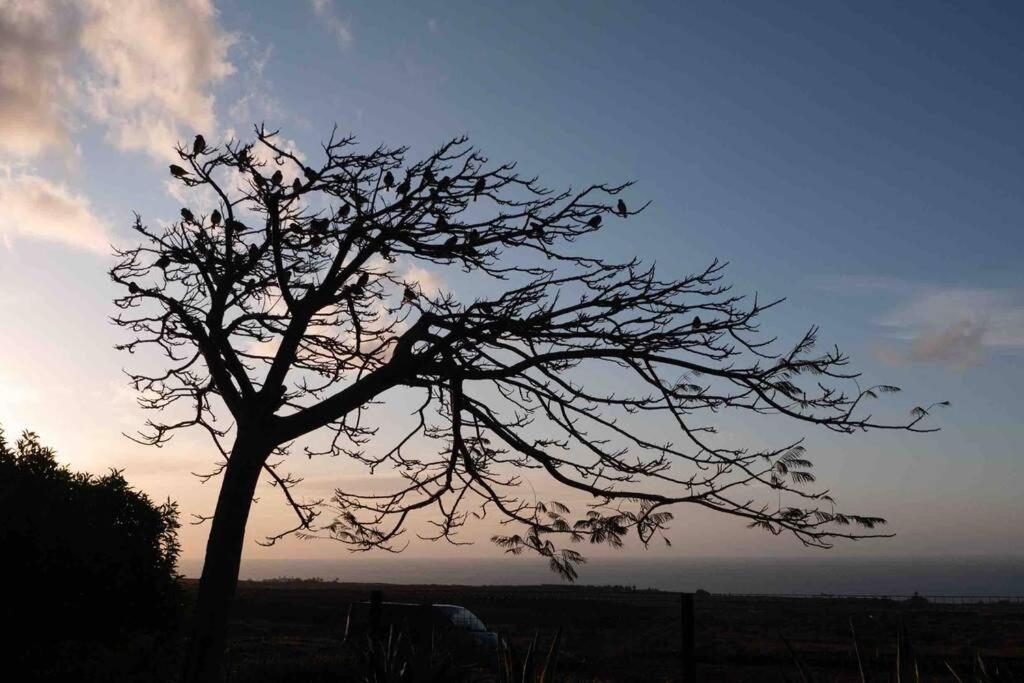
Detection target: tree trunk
<box><xmin>182</xmin><ymin>434</ymin><xmax>268</xmax><ymax>683</ymax></box>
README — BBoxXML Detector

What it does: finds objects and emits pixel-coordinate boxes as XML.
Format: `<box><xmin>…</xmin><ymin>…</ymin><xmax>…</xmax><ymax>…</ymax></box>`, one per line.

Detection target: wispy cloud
<box><xmin>0</xmin><ymin>1</ymin><xmax>78</xmax><ymax>158</ymax></box>
<box><xmin>310</xmin><ymin>0</ymin><xmax>354</xmax><ymax>48</ymax></box>
<box><xmin>77</xmin><ymin>0</ymin><xmax>236</xmax><ymax>161</ymax></box>
<box><xmin>0</xmin><ymin>0</ymin><xmax>236</xmax><ymax>163</ymax></box>
<box><xmin>823</xmin><ymin>276</ymin><xmax>1024</xmax><ymax>368</ymax></box>
<box><xmin>0</xmin><ymin>167</ymin><xmax>110</xmax><ymax>252</ymax></box>
<box><xmin>877</xmin><ymin>287</ymin><xmax>1024</xmax><ymax>368</ymax></box>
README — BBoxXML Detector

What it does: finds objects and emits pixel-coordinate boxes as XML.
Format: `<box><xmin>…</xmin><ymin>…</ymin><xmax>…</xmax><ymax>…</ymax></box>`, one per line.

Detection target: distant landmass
<box><xmin>180</xmin><ymin>556</ymin><xmax>1024</xmax><ymax>595</ymax></box>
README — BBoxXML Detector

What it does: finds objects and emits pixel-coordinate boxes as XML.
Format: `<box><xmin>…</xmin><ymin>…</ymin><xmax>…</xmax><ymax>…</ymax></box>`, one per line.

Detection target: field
<box><xmin>215</xmin><ymin>579</ymin><xmax>1024</xmax><ymax>681</ymax></box>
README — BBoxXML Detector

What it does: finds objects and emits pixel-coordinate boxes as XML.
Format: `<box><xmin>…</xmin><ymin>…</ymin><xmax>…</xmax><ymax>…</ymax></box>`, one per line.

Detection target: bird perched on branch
<box><xmin>383</xmin><ymin>171</ymin><xmax>394</xmax><ymax>189</ymax></box>
<box><xmin>210</xmin><ymin>209</ymin><xmax>221</xmax><ymax>226</ymax></box>
<box><xmin>271</xmin><ymin>170</ymin><xmax>283</xmax><ymax>185</ymax></box>
<box><xmin>292</xmin><ymin>178</ymin><xmax>302</xmax><ymax>194</ymax></box>
<box><xmin>169</xmin><ymin>164</ymin><xmax>188</xmax><ymax>178</ymax></box>
<box><xmin>691</xmin><ymin>316</ymin><xmax>702</xmax><ymax>331</ymax></box>
<box><xmin>423</xmin><ymin>169</ymin><xmax>435</xmax><ymax>186</ymax></box>
<box><xmin>473</xmin><ymin>177</ymin><xmax>486</xmax><ymax>198</ymax></box>
<box><xmin>181</xmin><ymin>208</ymin><xmax>194</xmax><ymax>223</ymax></box>
<box><xmin>402</xmin><ymin>285</ymin><xmax>418</xmax><ymax>305</ymax></box>
<box><xmin>193</xmin><ymin>134</ymin><xmax>206</xmax><ymax>156</ymax></box>
<box><xmin>617</xmin><ymin>199</ymin><xmax>628</xmax><ymax>217</ymax></box>
<box><xmin>397</xmin><ymin>176</ymin><xmax>411</xmax><ymax>195</ymax></box>
<box><xmin>589</xmin><ymin>215</ymin><xmax>602</xmax><ymax>228</ymax></box>
<box><xmin>155</xmin><ymin>255</ymin><xmax>171</xmax><ymax>270</ymax></box>
<box><xmin>338</xmin><ymin>204</ymin><xmax>351</xmax><ymax>219</ymax></box>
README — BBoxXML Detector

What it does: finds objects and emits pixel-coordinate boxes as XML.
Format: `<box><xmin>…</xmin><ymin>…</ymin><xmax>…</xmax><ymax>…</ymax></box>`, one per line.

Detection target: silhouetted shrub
<box><xmin>0</xmin><ymin>426</ymin><xmax>182</xmax><ymax>666</ymax></box>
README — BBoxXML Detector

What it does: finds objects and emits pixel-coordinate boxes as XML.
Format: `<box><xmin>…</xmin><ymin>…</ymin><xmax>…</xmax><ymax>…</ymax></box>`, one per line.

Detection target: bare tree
<box><xmin>111</xmin><ymin>126</ymin><xmax>940</xmax><ymax>682</ymax></box>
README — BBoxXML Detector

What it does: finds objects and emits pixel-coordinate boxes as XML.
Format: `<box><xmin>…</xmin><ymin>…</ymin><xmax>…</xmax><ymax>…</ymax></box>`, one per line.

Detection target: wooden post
<box><xmin>370</xmin><ymin>589</ymin><xmax>382</xmax><ymax>640</ymax></box>
<box><xmin>681</xmin><ymin>592</ymin><xmax>696</xmax><ymax>682</ymax></box>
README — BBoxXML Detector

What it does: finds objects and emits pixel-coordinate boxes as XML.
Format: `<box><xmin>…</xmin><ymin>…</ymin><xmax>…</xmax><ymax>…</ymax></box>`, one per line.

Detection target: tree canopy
<box><xmin>112</xmin><ymin>127</ymin><xmax>941</xmax><ymax>580</ymax></box>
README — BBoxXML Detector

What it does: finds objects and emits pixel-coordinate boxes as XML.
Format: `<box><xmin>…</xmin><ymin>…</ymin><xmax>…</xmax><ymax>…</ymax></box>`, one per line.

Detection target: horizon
<box><xmin>2</xmin><ymin>0</ymin><xmax>1022</xmax><ymax>576</ymax></box>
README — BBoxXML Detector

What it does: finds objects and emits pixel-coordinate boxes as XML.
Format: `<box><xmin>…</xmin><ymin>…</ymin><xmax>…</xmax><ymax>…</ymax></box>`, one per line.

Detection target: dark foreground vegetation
<box><xmin>3</xmin><ymin>425</ymin><xmax>1020</xmax><ymax>681</ymax></box>
<box><xmin>213</xmin><ymin>580</ymin><xmax>1023</xmax><ymax>682</ymax></box>
<box><xmin>0</xmin><ymin>426</ymin><xmax>182</xmax><ymax>681</ymax></box>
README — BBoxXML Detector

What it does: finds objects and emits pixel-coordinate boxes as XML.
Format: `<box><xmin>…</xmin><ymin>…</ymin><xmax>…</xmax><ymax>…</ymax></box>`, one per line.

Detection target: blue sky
<box><xmin>0</xmin><ymin>0</ymin><xmax>1021</xmax><ymax>565</ymax></box>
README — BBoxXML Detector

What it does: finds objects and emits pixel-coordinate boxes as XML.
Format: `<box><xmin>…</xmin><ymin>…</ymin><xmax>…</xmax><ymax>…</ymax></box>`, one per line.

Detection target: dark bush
<box><xmin>0</xmin><ymin>426</ymin><xmax>182</xmax><ymax>669</ymax></box>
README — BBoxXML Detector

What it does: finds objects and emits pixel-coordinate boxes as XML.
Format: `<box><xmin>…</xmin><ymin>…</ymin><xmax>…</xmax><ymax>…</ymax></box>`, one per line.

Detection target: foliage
<box><xmin>0</xmin><ymin>425</ymin><xmax>182</xmax><ymax>665</ymax></box>
<box><xmin>784</xmin><ymin>619</ymin><xmax>1021</xmax><ymax>683</ymax></box>
<box><xmin>496</xmin><ymin>630</ymin><xmax>561</xmax><ymax>683</ymax></box>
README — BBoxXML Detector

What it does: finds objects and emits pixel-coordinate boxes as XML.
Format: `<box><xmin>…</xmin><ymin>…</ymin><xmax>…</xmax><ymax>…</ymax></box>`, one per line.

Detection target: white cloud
<box><xmin>77</xmin><ymin>0</ymin><xmax>236</xmax><ymax>161</ymax></box>
<box><xmin>310</xmin><ymin>0</ymin><xmax>354</xmax><ymax>48</ymax></box>
<box><xmin>0</xmin><ymin>168</ymin><xmax>110</xmax><ymax>252</ymax></box>
<box><xmin>0</xmin><ymin>0</ymin><xmax>235</xmax><ymax>163</ymax></box>
<box><xmin>402</xmin><ymin>264</ymin><xmax>445</xmax><ymax>297</ymax></box>
<box><xmin>874</xmin><ymin>285</ymin><xmax>1024</xmax><ymax>368</ymax></box>
<box><xmin>0</xmin><ymin>0</ymin><xmax>79</xmax><ymax>158</ymax></box>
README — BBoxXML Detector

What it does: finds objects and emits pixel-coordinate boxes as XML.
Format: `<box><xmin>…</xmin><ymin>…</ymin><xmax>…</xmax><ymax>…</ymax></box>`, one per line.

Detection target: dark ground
<box><xmin>212</xmin><ymin>579</ymin><xmax>1024</xmax><ymax>682</ymax></box>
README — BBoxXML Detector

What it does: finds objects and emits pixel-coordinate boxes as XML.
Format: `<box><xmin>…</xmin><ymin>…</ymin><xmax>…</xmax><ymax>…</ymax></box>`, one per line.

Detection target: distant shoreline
<box><xmin>180</xmin><ymin>555</ymin><xmax>1024</xmax><ymax>596</ymax></box>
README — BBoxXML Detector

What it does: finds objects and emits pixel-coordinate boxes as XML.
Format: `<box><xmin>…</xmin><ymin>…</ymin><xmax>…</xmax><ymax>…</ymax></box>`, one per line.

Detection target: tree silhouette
<box><xmin>0</xmin><ymin>426</ymin><xmax>180</xmax><ymax>677</ymax></box>
<box><xmin>111</xmin><ymin>126</ymin><xmax>939</xmax><ymax>682</ymax></box>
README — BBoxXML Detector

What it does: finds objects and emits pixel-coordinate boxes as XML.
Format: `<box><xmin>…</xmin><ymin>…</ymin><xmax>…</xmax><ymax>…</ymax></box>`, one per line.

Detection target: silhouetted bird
<box><xmin>589</xmin><ymin>215</ymin><xmax>602</xmax><ymax>228</ymax></box>
<box><xmin>310</xmin><ymin>218</ymin><xmax>328</xmax><ymax>234</ymax></box>
<box><xmin>210</xmin><ymin>209</ymin><xmax>221</xmax><ymax>226</ymax></box>
<box><xmin>436</xmin><ymin>215</ymin><xmax>448</xmax><ymax>230</ymax></box>
<box><xmin>473</xmin><ymin>177</ymin><xmax>486</xmax><ymax>198</ymax></box>
<box><xmin>468</xmin><ymin>229</ymin><xmax>480</xmax><ymax>243</ymax></box>
<box><xmin>155</xmin><ymin>255</ymin><xmax>171</xmax><ymax>270</ymax></box>
<box><xmin>402</xmin><ymin>285</ymin><xmax>418</xmax><ymax>304</ymax></box>
<box><xmin>397</xmin><ymin>178</ymin><xmax>411</xmax><ymax>195</ymax></box>
<box><xmin>353</xmin><ymin>192</ymin><xmax>366</xmax><ymax>206</ymax></box>
<box><xmin>357</xmin><ymin>271</ymin><xmax>370</xmax><ymax>288</ymax></box>
<box><xmin>478</xmin><ymin>301</ymin><xmax>493</xmax><ymax>314</ymax></box>
<box><xmin>181</xmin><ymin>208</ymin><xmax>194</xmax><ymax>222</ymax></box>
<box><xmin>193</xmin><ymin>134</ymin><xmax>206</xmax><ymax>155</ymax></box>
<box><xmin>380</xmin><ymin>244</ymin><xmax>392</xmax><ymax>260</ymax></box>
<box><xmin>444</xmin><ymin>235</ymin><xmax>458</xmax><ymax>249</ymax></box>
<box><xmin>293</xmin><ymin>178</ymin><xmax>302</xmax><ymax>194</ymax></box>
<box><xmin>423</xmin><ymin>169</ymin><xmax>435</xmax><ymax>186</ymax></box>
<box><xmin>617</xmin><ymin>199</ymin><xmax>628</xmax><ymax>217</ymax></box>
<box><xmin>691</xmin><ymin>316</ymin><xmax>702</xmax><ymax>330</ymax></box>
<box><xmin>271</xmin><ymin>170</ymin><xmax>283</xmax><ymax>185</ymax></box>
<box><xmin>303</xmin><ymin>167</ymin><xmax>318</xmax><ymax>181</ymax></box>
<box><xmin>338</xmin><ymin>204</ymin><xmax>351</xmax><ymax>219</ymax></box>
<box><xmin>383</xmin><ymin>171</ymin><xmax>394</xmax><ymax>189</ymax></box>
<box><xmin>169</xmin><ymin>164</ymin><xmax>188</xmax><ymax>178</ymax></box>
<box><xmin>128</xmin><ymin>281</ymin><xmax>140</xmax><ymax>294</ymax></box>
<box><xmin>438</xmin><ymin>175</ymin><xmax>451</xmax><ymax>192</ymax></box>
<box><xmin>248</xmin><ymin>244</ymin><xmax>259</xmax><ymax>262</ymax></box>
<box><xmin>530</xmin><ymin>222</ymin><xmax>544</xmax><ymax>238</ymax></box>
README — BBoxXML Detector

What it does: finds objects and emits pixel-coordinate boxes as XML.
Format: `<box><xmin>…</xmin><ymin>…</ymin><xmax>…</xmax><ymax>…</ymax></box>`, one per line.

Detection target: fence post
<box><xmin>370</xmin><ymin>589</ymin><xmax>382</xmax><ymax>639</ymax></box>
<box><xmin>681</xmin><ymin>592</ymin><xmax>696</xmax><ymax>682</ymax></box>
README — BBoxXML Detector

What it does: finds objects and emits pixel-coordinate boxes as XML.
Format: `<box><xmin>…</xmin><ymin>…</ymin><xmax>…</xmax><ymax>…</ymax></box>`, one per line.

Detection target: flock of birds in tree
<box><xmin>166</xmin><ymin>135</ymin><xmax>704</xmax><ymax>331</ymax></box>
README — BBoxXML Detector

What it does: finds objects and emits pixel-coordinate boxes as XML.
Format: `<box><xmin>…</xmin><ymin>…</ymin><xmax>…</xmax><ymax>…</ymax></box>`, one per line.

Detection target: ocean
<box><xmin>179</xmin><ymin>556</ymin><xmax>1024</xmax><ymax>596</ymax></box>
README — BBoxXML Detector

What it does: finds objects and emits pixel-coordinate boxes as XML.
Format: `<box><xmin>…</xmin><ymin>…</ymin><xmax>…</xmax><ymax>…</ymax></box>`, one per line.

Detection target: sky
<box><xmin>0</xmin><ymin>0</ymin><xmax>1022</xmax><ymax>572</ymax></box>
